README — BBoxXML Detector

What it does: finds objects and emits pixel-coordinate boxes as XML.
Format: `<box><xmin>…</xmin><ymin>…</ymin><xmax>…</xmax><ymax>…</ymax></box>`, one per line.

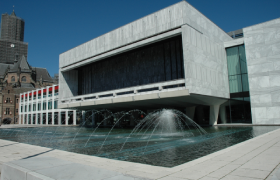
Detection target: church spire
<box><xmin>11</xmin><ymin>6</ymin><xmax>16</xmax><ymax>16</ymax></box>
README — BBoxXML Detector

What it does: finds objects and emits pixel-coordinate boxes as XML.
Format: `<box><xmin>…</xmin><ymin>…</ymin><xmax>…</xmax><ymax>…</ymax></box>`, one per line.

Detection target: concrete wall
<box><xmin>59</xmin><ymin>70</ymin><xmax>78</xmax><ymax>100</ymax></box>
<box><xmin>59</xmin><ymin>1</ymin><xmax>231</xmax><ymax>69</ymax></box>
<box><xmin>244</xmin><ymin>18</ymin><xmax>280</xmax><ymax>124</ymax></box>
<box><xmin>181</xmin><ymin>2</ymin><xmax>232</xmax><ymax>99</ymax></box>
<box><xmin>59</xmin><ymin>1</ymin><xmax>231</xmax><ymax>101</ymax></box>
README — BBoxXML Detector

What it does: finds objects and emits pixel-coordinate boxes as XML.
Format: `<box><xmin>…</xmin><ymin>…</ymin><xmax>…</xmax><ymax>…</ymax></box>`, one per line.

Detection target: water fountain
<box><xmin>0</xmin><ymin>108</ymin><xmax>278</xmax><ymax>167</ymax></box>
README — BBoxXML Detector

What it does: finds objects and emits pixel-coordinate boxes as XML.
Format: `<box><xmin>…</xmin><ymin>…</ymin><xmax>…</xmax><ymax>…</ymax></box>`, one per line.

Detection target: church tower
<box><xmin>0</xmin><ymin>10</ymin><xmax>28</xmax><ymax>64</ymax></box>
<box><xmin>0</xmin><ymin>10</ymin><xmax>25</xmax><ymax>41</ymax></box>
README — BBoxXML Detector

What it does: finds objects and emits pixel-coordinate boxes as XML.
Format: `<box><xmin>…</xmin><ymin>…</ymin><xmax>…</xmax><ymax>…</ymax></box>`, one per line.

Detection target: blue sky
<box><xmin>1</xmin><ymin>0</ymin><xmax>279</xmax><ymax>77</ymax></box>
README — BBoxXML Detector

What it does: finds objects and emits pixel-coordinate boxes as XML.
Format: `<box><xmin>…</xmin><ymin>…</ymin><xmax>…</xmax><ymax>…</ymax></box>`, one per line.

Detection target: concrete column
<box><xmin>209</xmin><ymin>104</ymin><xmax>220</xmax><ymax>126</ymax></box>
<box><xmin>22</xmin><ymin>115</ymin><xmax>25</xmax><ymax>124</ymax></box>
<box><xmin>52</xmin><ymin>112</ymin><xmax>54</xmax><ymax>125</ymax></box>
<box><xmin>91</xmin><ymin>110</ymin><xmax>95</xmax><ymax>127</ymax></box>
<box><xmin>73</xmin><ymin>110</ymin><xmax>76</xmax><ymax>125</ymax></box>
<box><xmin>31</xmin><ymin>114</ymin><xmax>33</xmax><ymax>125</ymax></box>
<box><xmin>19</xmin><ymin>94</ymin><xmax>22</xmax><ymax>124</ymax></box>
<box><xmin>58</xmin><ymin>111</ymin><xmax>61</xmax><ymax>125</ymax></box>
<box><xmin>40</xmin><ymin>113</ymin><xmax>43</xmax><ymax>124</ymax></box>
<box><xmin>186</xmin><ymin>106</ymin><xmax>196</xmax><ymax>120</ymax></box>
<box><xmin>36</xmin><ymin>89</ymin><xmax>39</xmax><ymax>125</ymax></box>
<box><xmin>219</xmin><ymin>106</ymin><xmax>227</xmax><ymax>124</ymax></box>
<box><xmin>35</xmin><ymin>113</ymin><xmax>38</xmax><ymax>125</ymax></box>
<box><xmin>82</xmin><ymin>110</ymin><xmax>86</xmax><ymax>125</ymax></box>
<box><xmin>46</xmin><ymin>87</ymin><xmax>49</xmax><ymax>125</ymax></box>
<box><xmin>65</xmin><ymin>111</ymin><xmax>68</xmax><ymax>125</ymax></box>
<box><xmin>209</xmin><ymin>99</ymin><xmax>227</xmax><ymax>126</ymax></box>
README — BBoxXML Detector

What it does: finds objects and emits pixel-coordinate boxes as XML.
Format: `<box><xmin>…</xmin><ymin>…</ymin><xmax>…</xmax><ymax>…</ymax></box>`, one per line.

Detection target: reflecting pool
<box><xmin>0</xmin><ymin>126</ymin><xmax>278</xmax><ymax>167</ymax></box>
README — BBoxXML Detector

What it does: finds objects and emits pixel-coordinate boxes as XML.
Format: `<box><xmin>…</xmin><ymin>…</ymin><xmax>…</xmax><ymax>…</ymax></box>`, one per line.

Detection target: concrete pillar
<box><xmin>40</xmin><ymin>113</ymin><xmax>43</xmax><ymax>124</ymax></box>
<box><xmin>73</xmin><ymin>110</ymin><xmax>76</xmax><ymax>125</ymax></box>
<box><xmin>82</xmin><ymin>110</ymin><xmax>86</xmax><ymax>125</ymax></box>
<box><xmin>19</xmin><ymin>115</ymin><xmax>21</xmax><ymax>124</ymax></box>
<box><xmin>219</xmin><ymin>106</ymin><xmax>227</xmax><ymax>124</ymax></box>
<box><xmin>209</xmin><ymin>104</ymin><xmax>220</xmax><ymax>126</ymax></box>
<box><xmin>31</xmin><ymin>114</ymin><xmax>33</xmax><ymax>125</ymax></box>
<box><xmin>35</xmin><ymin>113</ymin><xmax>38</xmax><ymax>125</ymax></box>
<box><xmin>65</xmin><ymin>111</ymin><xmax>68</xmax><ymax>125</ymax></box>
<box><xmin>186</xmin><ymin>106</ymin><xmax>196</xmax><ymax>120</ymax></box>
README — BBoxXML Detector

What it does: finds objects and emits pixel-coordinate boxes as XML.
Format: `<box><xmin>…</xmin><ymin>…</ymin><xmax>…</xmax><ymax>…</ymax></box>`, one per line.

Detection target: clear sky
<box><xmin>1</xmin><ymin>0</ymin><xmax>279</xmax><ymax>77</ymax></box>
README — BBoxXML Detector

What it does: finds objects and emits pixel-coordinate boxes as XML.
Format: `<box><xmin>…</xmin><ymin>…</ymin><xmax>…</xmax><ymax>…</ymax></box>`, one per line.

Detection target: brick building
<box><xmin>0</xmin><ymin>10</ymin><xmax>56</xmax><ymax>124</ymax></box>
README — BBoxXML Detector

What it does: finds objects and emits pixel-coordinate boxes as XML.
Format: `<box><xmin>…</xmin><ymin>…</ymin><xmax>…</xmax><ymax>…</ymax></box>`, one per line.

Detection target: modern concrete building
<box><xmin>58</xmin><ymin>1</ymin><xmax>280</xmax><ymax>125</ymax></box>
<box><xmin>19</xmin><ymin>85</ymin><xmax>77</xmax><ymax>125</ymax></box>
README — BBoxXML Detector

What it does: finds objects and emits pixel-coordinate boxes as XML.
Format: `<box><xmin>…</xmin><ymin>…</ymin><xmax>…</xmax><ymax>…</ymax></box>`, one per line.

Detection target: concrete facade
<box><xmin>244</xmin><ymin>18</ymin><xmax>280</xmax><ymax>124</ymax></box>
<box><xmin>58</xmin><ymin>1</ymin><xmax>280</xmax><ymax>125</ymax></box>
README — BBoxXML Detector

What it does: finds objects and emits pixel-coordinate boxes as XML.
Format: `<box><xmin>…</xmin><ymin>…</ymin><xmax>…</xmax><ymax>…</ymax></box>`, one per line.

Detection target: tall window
<box><xmin>48</xmin><ymin>101</ymin><xmax>52</xmax><ymax>109</ymax></box>
<box><xmin>43</xmin><ymin>102</ymin><xmax>46</xmax><ymax>110</ymax></box>
<box><xmin>6</xmin><ymin>108</ymin><xmax>10</xmax><ymax>115</ymax></box>
<box><xmin>6</xmin><ymin>97</ymin><xmax>10</xmax><ymax>103</ymax></box>
<box><xmin>226</xmin><ymin>45</ymin><xmax>249</xmax><ymax>100</ymax></box>
<box><xmin>33</xmin><ymin>104</ymin><xmax>36</xmax><ymax>111</ymax></box>
<box><xmin>54</xmin><ymin>101</ymin><xmax>58</xmax><ymax>109</ymax></box>
<box><xmin>11</xmin><ymin>76</ymin><xmax>15</xmax><ymax>82</ymax></box>
<box><xmin>21</xmin><ymin>76</ymin><xmax>26</xmax><ymax>82</ymax></box>
<box><xmin>38</xmin><ymin>103</ymin><xmax>41</xmax><ymax>111</ymax></box>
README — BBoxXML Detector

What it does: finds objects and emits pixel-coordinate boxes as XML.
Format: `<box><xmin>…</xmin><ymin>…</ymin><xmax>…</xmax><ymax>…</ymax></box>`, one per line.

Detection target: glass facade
<box><xmin>77</xmin><ymin>35</ymin><xmax>184</xmax><ymax>95</ymax></box>
<box><xmin>54</xmin><ymin>101</ymin><xmax>58</xmax><ymax>109</ymax></box>
<box><xmin>48</xmin><ymin>101</ymin><xmax>52</xmax><ymax>110</ymax></box>
<box><xmin>226</xmin><ymin>45</ymin><xmax>249</xmax><ymax>97</ymax></box>
<box><xmin>43</xmin><ymin>102</ymin><xmax>46</xmax><ymax>110</ymax></box>
<box><xmin>218</xmin><ymin>45</ymin><xmax>252</xmax><ymax>124</ymax></box>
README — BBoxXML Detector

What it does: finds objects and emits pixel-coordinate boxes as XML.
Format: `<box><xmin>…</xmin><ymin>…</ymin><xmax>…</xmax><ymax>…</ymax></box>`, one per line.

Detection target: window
<box><xmin>25</xmin><ymin>105</ymin><xmax>27</xmax><ymax>112</ymax></box>
<box><xmin>226</xmin><ymin>45</ymin><xmax>249</xmax><ymax>95</ymax></box>
<box><xmin>38</xmin><ymin>103</ymin><xmax>41</xmax><ymax>111</ymax></box>
<box><xmin>33</xmin><ymin>104</ymin><xmax>36</xmax><ymax>111</ymax></box>
<box><xmin>48</xmin><ymin>101</ymin><xmax>52</xmax><ymax>109</ymax></box>
<box><xmin>43</xmin><ymin>102</ymin><xmax>46</xmax><ymax>110</ymax></box>
<box><xmin>6</xmin><ymin>97</ymin><xmax>10</xmax><ymax>103</ymax></box>
<box><xmin>8</xmin><ymin>90</ymin><xmax>10</xmax><ymax>94</ymax></box>
<box><xmin>29</xmin><ymin>105</ymin><xmax>31</xmax><ymax>112</ymax></box>
<box><xmin>16</xmin><ymin>109</ymin><xmax>18</xmax><ymax>113</ymax></box>
<box><xmin>6</xmin><ymin>108</ymin><xmax>10</xmax><ymax>115</ymax></box>
<box><xmin>21</xmin><ymin>76</ymin><xmax>26</xmax><ymax>82</ymax></box>
<box><xmin>11</xmin><ymin>76</ymin><xmax>15</xmax><ymax>82</ymax></box>
<box><xmin>16</xmin><ymin>99</ymin><xmax>18</xmax><ymax>103</ymax></box>
<box><xmin>21</xmin><ymin>106</ymin><xmax>23</xmax><ymax>112</ymax></box>
<box><xmin>54</xmin><ymin>101</ymin><xmax>58</xmax><ymax>109</ymax></box>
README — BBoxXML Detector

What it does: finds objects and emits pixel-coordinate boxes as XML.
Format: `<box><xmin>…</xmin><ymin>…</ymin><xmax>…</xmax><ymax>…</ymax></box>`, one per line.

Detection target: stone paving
<box><xmin>0</xmin><ymin>127</ymin><xmax>280</xmax><ymax>179</ymax></box>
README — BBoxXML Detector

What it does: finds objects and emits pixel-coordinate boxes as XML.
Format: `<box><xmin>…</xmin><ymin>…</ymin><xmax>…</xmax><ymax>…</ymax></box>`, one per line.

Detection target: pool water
<box><xmin>0</xmin><ymin>126</ymin><xmax>278</xmax><ymax>167</ymax></box>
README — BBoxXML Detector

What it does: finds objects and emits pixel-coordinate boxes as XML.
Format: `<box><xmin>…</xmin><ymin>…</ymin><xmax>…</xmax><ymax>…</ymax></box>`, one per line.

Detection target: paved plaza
<box><xmin>0</xmin><ymin>126</ymin><xmax>280</xmax><ymax>180</ymax></box>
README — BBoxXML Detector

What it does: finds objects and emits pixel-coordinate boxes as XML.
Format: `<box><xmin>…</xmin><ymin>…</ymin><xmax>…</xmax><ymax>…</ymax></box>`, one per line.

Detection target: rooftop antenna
<box><xmin>13</xmin><ymin>5</ymin><xmax>14</xmax><ymax>11</ymax></box>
